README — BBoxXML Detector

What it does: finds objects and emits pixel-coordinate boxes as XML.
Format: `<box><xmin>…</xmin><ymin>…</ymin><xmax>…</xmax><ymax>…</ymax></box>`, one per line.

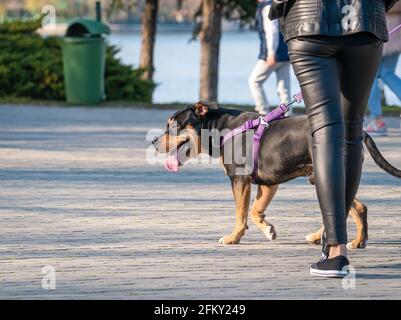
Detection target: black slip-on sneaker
<box><xmin>310</xmin><ymin>255</ymin><xmax>350</xmax><ymax>278</ymax></box>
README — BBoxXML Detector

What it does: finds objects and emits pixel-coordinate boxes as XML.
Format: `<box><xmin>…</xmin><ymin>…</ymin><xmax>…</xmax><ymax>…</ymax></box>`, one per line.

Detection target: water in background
<box><xmin>109</xmin><ymin>30</ymin><xmax>401</xmax><ymax>106</ymax></box>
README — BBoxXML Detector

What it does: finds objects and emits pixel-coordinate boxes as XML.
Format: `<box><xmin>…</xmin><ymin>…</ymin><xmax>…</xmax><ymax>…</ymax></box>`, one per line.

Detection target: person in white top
<box><xmin>248</xmin><ymin>0</ymin><xmax>292</xmax><ymax>116</ymax></box>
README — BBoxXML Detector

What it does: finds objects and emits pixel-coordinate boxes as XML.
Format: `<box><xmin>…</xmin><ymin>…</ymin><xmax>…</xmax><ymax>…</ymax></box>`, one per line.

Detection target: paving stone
<box><xmin>0</xmin><ymin>105</ymin><xmax>400</xmax><ymax>299</ymax></box>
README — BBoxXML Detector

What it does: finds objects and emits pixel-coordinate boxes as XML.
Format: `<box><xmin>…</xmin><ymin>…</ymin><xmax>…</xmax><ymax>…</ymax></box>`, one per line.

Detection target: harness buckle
<box><xmin>259</xmin><ymin>116</ymin><xmax>270</xmax><ymax>127</ymax></box>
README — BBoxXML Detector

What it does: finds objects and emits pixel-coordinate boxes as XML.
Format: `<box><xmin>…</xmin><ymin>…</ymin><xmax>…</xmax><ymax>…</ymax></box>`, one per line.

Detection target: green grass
<box><xmin>382</xmin><ymin>105</ymin><xmax>401</xmax><ymax>116</ymax></box>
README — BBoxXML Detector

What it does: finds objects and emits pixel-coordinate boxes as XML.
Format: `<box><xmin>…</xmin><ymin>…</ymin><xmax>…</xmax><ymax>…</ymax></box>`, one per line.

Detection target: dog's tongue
<box><xmin>165</xmin><ymin>154</ymin><xmax>179</xmax><ymax>172</ymax></box>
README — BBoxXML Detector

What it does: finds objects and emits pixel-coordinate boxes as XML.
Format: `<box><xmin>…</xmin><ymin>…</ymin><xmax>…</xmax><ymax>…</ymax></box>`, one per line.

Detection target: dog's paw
<box><xmin>305</xmin><ymin>233</ymin><xmax>321</xmax><ymax>245</ymax></box>
<box><xmin>347</xmin><ymin>239</ymin><xmax>367</xmax><ymax>250</ymax></box>
<box><xmin>264</xmin><ymin>225</ymin><xmax>277</xmax><ymax>241</ymax></box>
<box><xmin>219</xmin><ymin>235</ymin><xmax>240</xmax><ymax>245</ymax></box>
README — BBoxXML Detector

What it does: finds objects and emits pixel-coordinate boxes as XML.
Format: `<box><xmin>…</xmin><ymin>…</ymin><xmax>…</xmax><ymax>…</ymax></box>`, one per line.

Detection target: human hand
<box><xmin>266</xmin><ymin>55</ymin><xmax>276</xmax><ymax>66</ymax></box>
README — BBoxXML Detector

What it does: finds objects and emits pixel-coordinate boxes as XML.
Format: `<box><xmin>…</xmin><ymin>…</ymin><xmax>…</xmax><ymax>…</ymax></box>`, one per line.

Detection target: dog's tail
<box><xmin>363</xmin><ymin>131</ymin><xmax>401</xmax><ymax>178</ymax></box>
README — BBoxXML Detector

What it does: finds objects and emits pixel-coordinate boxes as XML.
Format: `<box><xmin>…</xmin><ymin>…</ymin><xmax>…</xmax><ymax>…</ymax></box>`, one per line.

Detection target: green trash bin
<box><xmin>62</xmin><ymin>19</ymin><xmax>110</xmax><ymax>105</ymax></box>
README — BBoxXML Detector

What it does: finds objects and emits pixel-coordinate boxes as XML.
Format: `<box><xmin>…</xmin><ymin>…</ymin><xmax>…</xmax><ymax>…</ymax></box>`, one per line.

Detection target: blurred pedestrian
<box><xmin>249</xmin><ymin>0</ymin><xmax>291</xmax><ymax>116</ymax></box>
<box><xmin>365</xmin><ymin>2</ymin><xmax>401</xmax><ymax>136</ymax></box>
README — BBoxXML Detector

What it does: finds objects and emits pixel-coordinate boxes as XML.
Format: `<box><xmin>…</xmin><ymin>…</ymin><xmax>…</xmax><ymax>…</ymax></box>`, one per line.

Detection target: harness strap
<box><xmin>252</xmin><ymin>117</ymin><xmax>270</xmax><ymax>178</ymax></box>
<box><xmin>221</xmin><ymin>93</ymin><xmax>303</xmax><ymax>182</ymax></box>
<box><xmin>221</xmin><ymin>118</ymin><xmax>260</xmax><ymax>146</ymax></box>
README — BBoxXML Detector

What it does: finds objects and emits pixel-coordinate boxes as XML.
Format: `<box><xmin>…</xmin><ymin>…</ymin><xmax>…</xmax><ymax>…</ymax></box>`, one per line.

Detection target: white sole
<box><xmin>310</xmin><ymin>268</ymin><xmax>349</xmax><ymax>278</ymax></box>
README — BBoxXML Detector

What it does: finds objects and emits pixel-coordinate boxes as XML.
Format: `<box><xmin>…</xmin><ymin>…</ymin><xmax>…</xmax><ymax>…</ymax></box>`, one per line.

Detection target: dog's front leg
<box><xmin>219</xmin><ymin>176</ymin><xmax>251</xmax><ymax>244</ymax></box>
<box><xmin>250</xmin><ymin>184</ymin><xmax>279</xmax><ymax>241</ymax></box>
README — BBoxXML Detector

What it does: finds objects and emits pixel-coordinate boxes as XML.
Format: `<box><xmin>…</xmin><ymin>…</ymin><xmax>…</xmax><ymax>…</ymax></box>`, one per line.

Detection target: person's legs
<box><xmin>379</xmin><ymin>53</ymin><xmax>401</xmax><ymax>101</ymax></box>
<box><xmin>365</xmin><ymin>55</ymin><xmax>397</xmax><ymax>136</ymax></box>
<box><xmin>275</xmin><ymin>62</ymin><xmax>292</xmax><ymax>115</ymax></box>
<box><xmin>288</xmin><ymin>38</ymin><xmax>348</xmax><ymax>251</ymax></box>
<box><xmin>367</xmin><ymin>75</ymin><xmax>383</xmax><ymax>119</ymax></box>
<box><xmin>340</xmin><ymin>40</ymin><xmax>383</xmax><ymax>214</ymax></box>
<box><xmin>288</xmin><ymin>35</ymin><xmax>383</xmax><ymax>277</ymax></box>
<box><xmin>248</xmin><ymin>60</ymin><xmax>276</xmax><ymax>113</ymax></box>
<box><xmin>365</xmin><ymin>74</ymin><xmax>388</xmax><ymax>136</ymax></box>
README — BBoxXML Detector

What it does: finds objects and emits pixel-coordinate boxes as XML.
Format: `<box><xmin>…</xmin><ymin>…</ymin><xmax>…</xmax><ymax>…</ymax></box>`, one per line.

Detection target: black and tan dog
<box><xmin>153</xmin><ymin>102</ymin><xmax>401</xmax><ymax>249</ymax></box>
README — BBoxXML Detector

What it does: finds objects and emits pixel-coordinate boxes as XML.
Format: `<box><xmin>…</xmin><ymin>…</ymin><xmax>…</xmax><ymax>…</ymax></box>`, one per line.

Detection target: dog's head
<box><xmin>152</xmin><ymin>101</ymin><xmax>219</xmax><ymax>171</ymax></box>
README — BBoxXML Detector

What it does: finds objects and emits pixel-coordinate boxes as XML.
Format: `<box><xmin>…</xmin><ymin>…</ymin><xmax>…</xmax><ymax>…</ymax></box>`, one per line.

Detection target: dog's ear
<box><xmin>193</xmin><ymin>101</ymin><xmax>219</xmax><ymax>118</ymax></box>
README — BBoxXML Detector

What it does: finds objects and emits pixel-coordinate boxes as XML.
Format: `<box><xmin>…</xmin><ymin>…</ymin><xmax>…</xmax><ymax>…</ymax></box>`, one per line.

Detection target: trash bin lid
<box><xmin>66</xmin><ymin>18</ymin><xmax>110</xmax><ymax>37</ymax></box>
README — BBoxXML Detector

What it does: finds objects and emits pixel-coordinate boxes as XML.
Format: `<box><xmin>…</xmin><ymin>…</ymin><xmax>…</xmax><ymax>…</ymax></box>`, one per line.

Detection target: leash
<box><xmin>389</xmin><ymin>23</ymin><xmax>401</xmax><ymax>36</ymax></box>
<box><xmin>221</xmin><ymin>92</ymin><xmax>303</xmax><ymax>182</ymax></box>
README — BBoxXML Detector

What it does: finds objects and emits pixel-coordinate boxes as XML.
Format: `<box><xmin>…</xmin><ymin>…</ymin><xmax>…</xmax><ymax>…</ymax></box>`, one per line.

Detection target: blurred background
<box><xmin>1</xmin><ymin>0</ymin><xmax>400</xmax><ymax>108</ymax></box>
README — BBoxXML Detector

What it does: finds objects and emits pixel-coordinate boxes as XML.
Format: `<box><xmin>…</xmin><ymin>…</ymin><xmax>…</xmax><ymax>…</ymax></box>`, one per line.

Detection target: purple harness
<box><xmin>221</xmin><ymin>93</ymin><xmax>303</xmax><ymax>182</ymax></box>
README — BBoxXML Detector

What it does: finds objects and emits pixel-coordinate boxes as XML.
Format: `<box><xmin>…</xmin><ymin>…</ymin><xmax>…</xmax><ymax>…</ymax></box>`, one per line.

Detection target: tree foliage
<box><xmin>221</xmin><ymin>0</ymin><xmax>257</xmax><ymax>25</ymax></box>
<box><xmin>0</xmin><ymin>17</ymin><xmax>155</xmax><ymax>102</ymax></box>
<box><xmin>192</xmin><ymin>0</ymin><xmax>256</xmax><ymax>40</ymax></box>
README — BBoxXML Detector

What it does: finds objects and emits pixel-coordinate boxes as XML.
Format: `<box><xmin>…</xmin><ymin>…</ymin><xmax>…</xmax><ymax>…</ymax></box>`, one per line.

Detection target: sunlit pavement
<box><xmin>0</xmin><ymin>105</ymin><xmax>400</xmax><ymax>299</ymax></box>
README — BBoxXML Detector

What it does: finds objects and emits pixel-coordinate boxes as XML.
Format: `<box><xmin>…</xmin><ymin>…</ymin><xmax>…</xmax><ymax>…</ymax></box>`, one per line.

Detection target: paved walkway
<box><xmin>0</xmin><ymin>105</ymin><xmax>400</xmax><ymax>299</ymax></box>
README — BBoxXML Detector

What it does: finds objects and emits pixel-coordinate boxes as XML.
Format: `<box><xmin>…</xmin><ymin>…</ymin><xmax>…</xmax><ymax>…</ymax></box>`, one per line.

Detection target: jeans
<box><xmin>288</xmin><ymin>34</ymin><xmax>383</xmax><ymax>246</ymax></box>
<box><xmin>248</xmin><ymin>59</ymin><xmax>291</xmax><ymax>112</ymax></box>
<box><xmin>368</xmin><ymin>53</ymin><xmax>401</xmax><ymax>118</ymax></box>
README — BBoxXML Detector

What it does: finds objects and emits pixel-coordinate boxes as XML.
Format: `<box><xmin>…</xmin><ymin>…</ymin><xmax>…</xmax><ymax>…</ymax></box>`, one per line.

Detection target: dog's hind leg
<box><xmin>306</xmin><ymin>198</ymin><xmax>368</xmax><ymax>249</ymax></box>
<box><xmin>347</xmin><ymin>198</ymin><xmax>368</xmax><ymax>249</ymax></box>
<box><xmin>305</xmin><ymin>226</ymin><xmax>324</xmax><ymax>245</ymax></box>
<box><xmin>219</xmin><ymin>176</ymin><xmax>252</xmax><ymax>244</ymax></box>
<box><xmin>250</xmin><ymin>184</ymin><xmax>279</xmax><ymax>241</ymax></box>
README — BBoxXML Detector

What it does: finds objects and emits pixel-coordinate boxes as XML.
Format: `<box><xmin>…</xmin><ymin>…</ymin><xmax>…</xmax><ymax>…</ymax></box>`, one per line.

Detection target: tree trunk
<box><xmin>139</xmin><ymin>0</ymin><xmax>159</xmax><ymax>81</ymax></box>
<box><xmin>199</xmin><ymin>0</ymin><xmax>222</xmax><ymax>101</ymax></box>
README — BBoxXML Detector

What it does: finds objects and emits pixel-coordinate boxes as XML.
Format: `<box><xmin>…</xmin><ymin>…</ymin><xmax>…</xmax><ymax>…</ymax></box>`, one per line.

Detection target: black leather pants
<box><xmin>288</xmin><ymin>33</ymin><xmax>383</xmax><ymax>246</ymax></box>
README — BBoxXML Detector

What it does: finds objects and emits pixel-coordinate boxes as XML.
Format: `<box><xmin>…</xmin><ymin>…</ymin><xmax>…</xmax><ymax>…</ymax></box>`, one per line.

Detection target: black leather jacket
<box><xmin>279</xmin><ymin>0</ymin><xmax>397</xmax><ymax>42</ymax></box>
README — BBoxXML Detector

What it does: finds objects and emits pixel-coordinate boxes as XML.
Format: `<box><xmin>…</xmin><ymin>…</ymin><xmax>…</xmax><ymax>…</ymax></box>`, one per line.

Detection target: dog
<box><xmin>152</xmin><ymin>101</ymin><xmax>401</xmax><ymax>249</ymax></box>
